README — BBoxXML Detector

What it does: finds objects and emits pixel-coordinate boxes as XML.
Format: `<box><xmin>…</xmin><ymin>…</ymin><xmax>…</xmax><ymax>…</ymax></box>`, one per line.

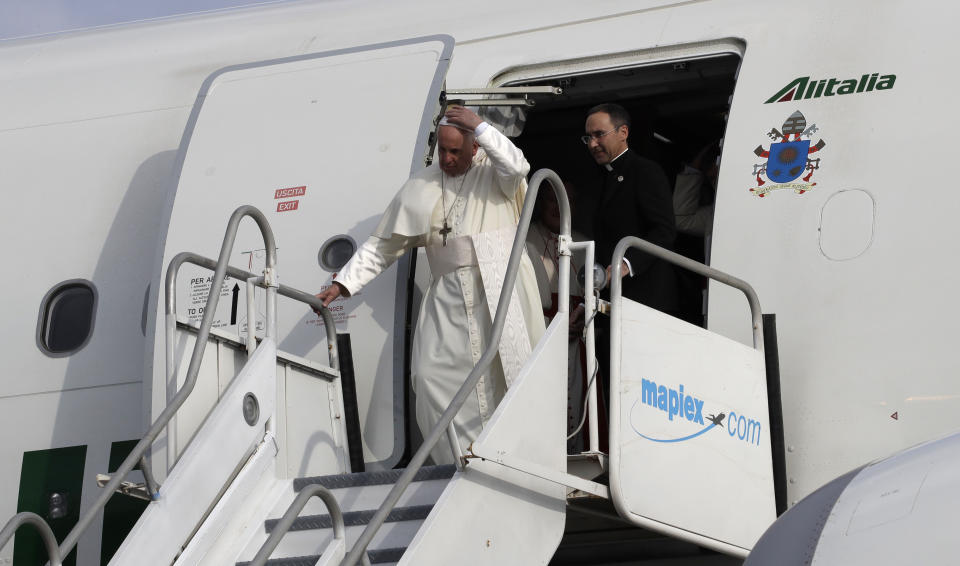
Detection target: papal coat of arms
<box><xmin>750</xmin><ymin>110</ymin><xmax>825</xmax><ymax>197</ymax></box>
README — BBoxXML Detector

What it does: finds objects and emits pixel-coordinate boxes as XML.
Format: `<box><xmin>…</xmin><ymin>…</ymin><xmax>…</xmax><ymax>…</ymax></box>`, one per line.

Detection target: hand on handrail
<box><xmin>314</xmin><ymin>281</ymin><xmax>349</xmax><ymax>313</ymax></box>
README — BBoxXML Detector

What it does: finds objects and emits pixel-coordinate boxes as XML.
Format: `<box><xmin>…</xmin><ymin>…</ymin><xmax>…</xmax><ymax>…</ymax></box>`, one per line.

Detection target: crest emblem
<box><xmin>750</xmin><ymin>110</ymin><xmax>826</xmax><ymax>197</ymax></box>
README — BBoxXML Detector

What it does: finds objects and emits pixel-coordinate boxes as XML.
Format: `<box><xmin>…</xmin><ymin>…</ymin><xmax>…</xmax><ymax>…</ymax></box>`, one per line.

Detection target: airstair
<box><xmin>0</xmin><ymin>170</ymin><xmax>783</xmax><ymax>566</ymax></box>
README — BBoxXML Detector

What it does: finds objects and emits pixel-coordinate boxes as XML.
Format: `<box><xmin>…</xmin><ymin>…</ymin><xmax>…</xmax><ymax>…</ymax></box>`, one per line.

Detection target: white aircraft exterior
<box><xmin>0</xmin><ymin>0</ymin><xmax>957</xmax><ymax>564</ymax></box>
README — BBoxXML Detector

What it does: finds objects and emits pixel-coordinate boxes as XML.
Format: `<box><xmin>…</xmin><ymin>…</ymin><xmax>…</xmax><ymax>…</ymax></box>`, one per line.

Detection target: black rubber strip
<box><xmin>266</xmin><ymin>504</ymin><xmax>433</xmax><ymax>533</ymax></box>
<box><xmin>763</xmin><ymin>313</ymin><xmax>789</xmax><ymax>516</ymax></box>
<box><xmin>294</xmin><ymin>464</ymin><xmax>455</xmax><ymax>491</ymax></box>
<box><xmin>237</xmin><ymin>547</ymin><xmax>408</xmax><ymax>566</ymax></box>
<box><xmin>336</xmin><ymin>333</ymin><xmax>365</xmax><ymax>474</ymax></box>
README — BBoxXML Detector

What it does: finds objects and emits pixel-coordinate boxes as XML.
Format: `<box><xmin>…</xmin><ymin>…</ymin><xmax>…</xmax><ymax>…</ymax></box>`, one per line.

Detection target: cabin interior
<box><xmin>504</xmin><ymin>52</ymin><xmax>739</xmax><ymax>328</ymax></box>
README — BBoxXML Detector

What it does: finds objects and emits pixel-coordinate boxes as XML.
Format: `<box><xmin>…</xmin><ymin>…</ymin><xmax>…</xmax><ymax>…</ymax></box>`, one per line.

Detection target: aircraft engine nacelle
<box><xmin>746</xmin><ymin>431</ymin><xmax>960</xmax><ymax>565</ymax></box>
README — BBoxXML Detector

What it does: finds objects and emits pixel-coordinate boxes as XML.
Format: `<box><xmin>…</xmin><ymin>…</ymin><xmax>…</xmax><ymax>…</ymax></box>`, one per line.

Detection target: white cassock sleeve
<box><xmin>674</xmin><ymin>169</ymin><xmax>714</xmax><ymax>236</ymax></box>
<box><xmin>333</xmin><ymin>234</ymin><xmax>422</xmax><ymax>296</ymax></box>
<box><xmin>475</xmin><ymin>124</ymin><xmax>530</xmax><ymax>199</ymax></box>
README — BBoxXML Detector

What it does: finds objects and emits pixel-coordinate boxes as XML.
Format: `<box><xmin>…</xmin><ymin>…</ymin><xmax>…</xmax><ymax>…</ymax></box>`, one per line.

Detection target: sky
<box><xmin>0</xmin><ymin>0</ymin><xmax>296</xmax><ymax>40</ymax></box>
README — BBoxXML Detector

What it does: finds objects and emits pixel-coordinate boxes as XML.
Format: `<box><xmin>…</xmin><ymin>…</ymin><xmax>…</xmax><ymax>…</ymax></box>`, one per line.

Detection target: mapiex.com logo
<box><xmin>630</xmin><ymin>378</ymin><xmax>763</xmax><ymax>446</ymax></box>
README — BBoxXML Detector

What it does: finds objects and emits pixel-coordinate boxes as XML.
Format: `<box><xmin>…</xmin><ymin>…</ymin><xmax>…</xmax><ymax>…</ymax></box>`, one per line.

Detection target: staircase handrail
<box><xmin>249</xmin><ymin>484</ymin><xmax>349</xmax><ymax>566</ymax></box>
<box><xmin>163</xmin><ymin>252</ymin><xmax>341</xmax><ymax>476</ymax></box>
<box><xmin>609</xmin><ymin>237</ymin><xmax>764</xmax><ymax>351</ymax></box>
<box><xmin>340</xmin><ymin>168</ymin><xmax>571</xmax><ymax>566</ymax></box>
<box><xmin>606</xmin><ymin>237</ymin><xmax>768</xmax><ymax>551</ymax></box>
<box><xmin>55</xmin><ymin>205</ymin><xmax>280</xmax><ymax>559</ymax></box>
<box><xmin>0</xmin><ymin>512</ymin><xmax>62</xmax><ymax>566</ymax></box>
<box><xmin>165</xmin><ymin>252</ymin><xmax>340</xmax><ymax>372</ymax></box>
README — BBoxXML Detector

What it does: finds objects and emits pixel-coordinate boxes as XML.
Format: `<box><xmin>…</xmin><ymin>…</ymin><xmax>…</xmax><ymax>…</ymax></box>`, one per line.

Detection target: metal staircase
<box><xmin>213</xmin><ymin>169</ymin><xmax>579</xmax><ymax>566</ymax></box>
<box><xmin>0</xmin><ymin>169</ymin><xmax>781</xmax><ymax>566</ymax></box>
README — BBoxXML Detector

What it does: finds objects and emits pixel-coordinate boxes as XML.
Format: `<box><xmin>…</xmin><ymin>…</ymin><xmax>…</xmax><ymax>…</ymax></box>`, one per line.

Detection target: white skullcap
<box><xmin>438</xmin><ymin>116</ymin><xmax>473</xmax><ymax>132</ymax></box>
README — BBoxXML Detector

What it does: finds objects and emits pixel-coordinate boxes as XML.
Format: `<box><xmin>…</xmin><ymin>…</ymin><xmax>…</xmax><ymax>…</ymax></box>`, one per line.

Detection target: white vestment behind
<box><xmin>526</xmin><ymin>221</ymin><xmax>588</xmax><ymax>452</ymax></box>
<box><xmin>335</xmin><ymin>125</ymin><xmax>545</xmax><ymax>464</ymax></box>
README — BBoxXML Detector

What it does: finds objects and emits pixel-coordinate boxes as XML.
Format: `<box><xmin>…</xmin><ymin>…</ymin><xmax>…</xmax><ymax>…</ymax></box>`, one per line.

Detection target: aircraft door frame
<box><xmin>145</xmin><ymin>35</ymin><xmax>454</xmax><ymax>474</ymax></box>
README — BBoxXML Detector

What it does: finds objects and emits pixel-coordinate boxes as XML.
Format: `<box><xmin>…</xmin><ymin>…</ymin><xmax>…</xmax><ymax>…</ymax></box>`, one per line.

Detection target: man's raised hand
<box><xmin>444</xmin><ymin>106</ymin><xmax>483</xmax><ymax>131</ymax></box>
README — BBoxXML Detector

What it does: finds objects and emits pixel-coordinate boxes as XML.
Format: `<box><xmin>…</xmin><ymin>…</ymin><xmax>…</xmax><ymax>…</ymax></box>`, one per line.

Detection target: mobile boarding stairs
<box><xmin>0</xmin><ymin>169</ymin><xmax>783</xmax><ymax>565</ymax></box>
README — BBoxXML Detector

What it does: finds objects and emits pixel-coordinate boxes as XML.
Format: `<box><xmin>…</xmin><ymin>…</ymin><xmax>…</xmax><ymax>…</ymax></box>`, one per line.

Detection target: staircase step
<box><xmin>299</xmin><ymin>478</ymin><xmax>449</xmax><ymax>515</ymax></box>
<box><xmin>239</xmin><ymin>546</ymin><xmax>406</xmax><ymax>566</ymax></box>
<box><xmin>241</xmin><ymin>521</ymin><xmax>420</xmax><ymax>563</ymax></box>
<box><xmin>293</xmin><ymin>464</ymin><xmax>456</xmax><ymax>491</ymax></box>
<box><xmin>237</xmin><ymin>556</ymin><xmax>317</xmax><ymax>566</ymax></box>
<box><xmin>368</xmin><ymin>547</ymin><xmax>406</xmax><ymax>563</ymax></box>
<box><xmin>266</xmin><ymin>504</ymin><xmax>433</xmax><ymax>532</ymax></box>
<box><xmin>567</xmin><ymin>452</ymin><xmax>607</xmax><ymax>482</ymax></box>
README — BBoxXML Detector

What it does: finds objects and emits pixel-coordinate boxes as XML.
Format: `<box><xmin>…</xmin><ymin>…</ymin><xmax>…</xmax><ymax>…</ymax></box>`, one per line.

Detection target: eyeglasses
<box><xmin>580</xmin><ymin>126</ymin><xmax>621</xmax><ymax>145</ymax></box>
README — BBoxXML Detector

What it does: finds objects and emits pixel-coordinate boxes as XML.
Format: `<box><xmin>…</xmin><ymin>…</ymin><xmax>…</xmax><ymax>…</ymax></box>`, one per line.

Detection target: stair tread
<box><xmin>237</xmin><ymin>546</ymin><xmax>406</xmax><ymax>566</ymax></box>
<box><xmin>266</xmin><ymin>504</ymin><xmax>433</xmax><ymax>533</ymax></box>
<box><xmin>368</xmin><ymin>547</ymin><xmax>406</xmax><ymax>563</ymax></box>
<box><xmin>294</xmin><ymin>465</ymin><xmax>456</xmax><ymax>491</ymax></box>
<box><xmin>237</xmin><ymin>557</ymin><xmax>317</xmax><ymax>566</ymax></box>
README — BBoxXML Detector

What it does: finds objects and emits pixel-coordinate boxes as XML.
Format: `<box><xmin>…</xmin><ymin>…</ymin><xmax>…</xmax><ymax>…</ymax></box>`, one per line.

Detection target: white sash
<box><xmin>425</xmin><ymin>235</ymin><xmax>477</xmax><ymax>278</ymax></box>
<box><xmin>471</xmin><ymin>226</ymin><xmax>532</xmax><ymax>387</ymax></box>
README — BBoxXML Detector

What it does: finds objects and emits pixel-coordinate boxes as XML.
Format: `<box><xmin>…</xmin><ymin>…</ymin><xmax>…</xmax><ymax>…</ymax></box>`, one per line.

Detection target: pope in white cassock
<box><xmin>316</xmin><ymin>106</ymin><xmax>545</xmax><ymax>464</ymax></box>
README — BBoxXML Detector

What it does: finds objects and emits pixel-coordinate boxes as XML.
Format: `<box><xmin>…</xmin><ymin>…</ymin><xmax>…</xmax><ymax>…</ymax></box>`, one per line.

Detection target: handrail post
<box><xmin>139</xmin><ymin>454</ymin><xmax>160</xmax><ymax>500</ymax></box>
<box><xmin>246</xmin><ymin>276</ymin><xmax>260</xmax><ymax>358</ymax></box>
<box><xmin>165</xmin><ymin>304</ymin><xmax>179</xmax><ymax>473</ymax></box>
<box><xmin>447</xmin><ymin>422</ymin><xmax>463</xmax><ymax>471</ymax></box>
<box><xmin>264</xmin><ymin>267</ymin><xmax>278</xmax><ymax>340</ymax></box>
<box><xmin>568</xmin><ymin>240</ymin><xmax>598</xmax><ymax>453</ymax></box>
<box><xmin>0</xmin><ymin>512</ymin><xmax>62</xmax><ymax>566</ymax></box>
<box><xmin>340</xmin><ymin>168</ymin><xmax>571</xmax><ymax>566</ymax></box>
<box><xmin>263</xmin><ymin>266</ymin><xmax>279</xmax><ymax>437</ymax></box>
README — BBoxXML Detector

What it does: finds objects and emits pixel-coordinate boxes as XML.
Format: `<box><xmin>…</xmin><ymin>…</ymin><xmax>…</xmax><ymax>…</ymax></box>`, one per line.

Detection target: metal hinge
<box><xmin>423</xmin><ymin>85</ymin><xmax>562</xmax><ymax>166</ymax></box>
<box><xmin>443</xmin><ymin>86</ymin><xmax>562</xmax><ymax>108</ymax></box>
<box><xmin>262</xmin><ymin>267</ymin><xmax>279</xmax><ymax>288</ymax></box>
<box><xmin>557</xmin><ymin>234</ymin><xmax>572</xmax><ymax>257</ymax></box>
<box><xmin>96</xmin><ymin>474</ymin><xmax>153</xmax><ymax>502</ymax></box>
<box><xmin>596</xmin><ymin>299</ymin><xmax>611</xmax><ymax>315</ymax></box>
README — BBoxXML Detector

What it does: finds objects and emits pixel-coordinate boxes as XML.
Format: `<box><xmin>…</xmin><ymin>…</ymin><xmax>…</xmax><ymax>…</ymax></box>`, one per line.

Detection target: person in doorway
<box><xmin>583</xmin><ymin>102</ymin><xmax>677</xmax><ymax>312</ymax></box>
<box><xmin>314</xmin><ymin>106</ymin><xmax>545</xmax><ymax>465</ymax></box>
<box><xmin>674</xmin><ymin>141</ymin><xmax>719</xmax><ymax>239</ymax></box>
<box><xmin>673</xmin><ymin>141</ymin><xmax>720</xmax><ymax>326</ymax></box>
<box><xmin>582</xmin><ymin>103</ymin><xmax>677</xmax><ymax>429</ymax></box>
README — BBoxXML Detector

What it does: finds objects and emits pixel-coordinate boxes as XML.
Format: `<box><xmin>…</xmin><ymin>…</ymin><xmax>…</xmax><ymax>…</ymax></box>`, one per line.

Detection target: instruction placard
<box><xmin>186</xmin><ymin>275</ymin><xmax>234</xmax><ymax>328</ymax></box>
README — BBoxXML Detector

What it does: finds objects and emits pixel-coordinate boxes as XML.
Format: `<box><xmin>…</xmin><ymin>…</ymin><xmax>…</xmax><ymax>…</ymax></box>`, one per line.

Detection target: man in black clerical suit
<box><xmin>583</xmin><ymin>103</ymin><xmax>677</xmax><ymax>313</ymax></box>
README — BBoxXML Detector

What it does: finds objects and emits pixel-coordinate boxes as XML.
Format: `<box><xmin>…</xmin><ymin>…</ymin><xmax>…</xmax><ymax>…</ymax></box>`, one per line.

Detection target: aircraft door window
<box><xmin>318</xmin><ymin>235</ymin><xmax>358</xmax><ymax>272</ymax></box>
<box><xmin>37</xmin><ymin>279</ymin><xmax>97</xmax><ymax>356</ymax></box>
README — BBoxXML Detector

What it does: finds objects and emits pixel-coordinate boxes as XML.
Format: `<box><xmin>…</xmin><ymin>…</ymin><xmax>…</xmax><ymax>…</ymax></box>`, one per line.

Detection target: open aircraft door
<box><xmin>608</xmin><ymin>239</ymin><xmax>777</xmax><ymax>557</ymax></box>
<box><xmin>147</xmin><ymin>36</ymin><xmax>454</xmax><ymax>473</ymax></box>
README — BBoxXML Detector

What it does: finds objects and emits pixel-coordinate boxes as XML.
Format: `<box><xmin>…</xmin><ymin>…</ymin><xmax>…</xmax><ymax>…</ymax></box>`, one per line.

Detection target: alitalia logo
<box><xmin>765</xmin><ymin>73</ymin><xmax>896</xmax><ymax>103</ymax></box>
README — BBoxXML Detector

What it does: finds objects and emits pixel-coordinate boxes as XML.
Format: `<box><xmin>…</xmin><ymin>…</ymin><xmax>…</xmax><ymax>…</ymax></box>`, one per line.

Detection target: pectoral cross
<box><xmin>440</xmin><ymin>221</ymin><xmax>452</xmax><ymax>246</ymax></box>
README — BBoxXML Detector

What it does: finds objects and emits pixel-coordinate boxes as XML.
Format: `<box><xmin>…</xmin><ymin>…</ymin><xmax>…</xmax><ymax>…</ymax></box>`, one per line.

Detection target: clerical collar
<box><xmin>603</xmin><ymin>148</ymin><xmax>629</xmax><ymax>171</ymax></box>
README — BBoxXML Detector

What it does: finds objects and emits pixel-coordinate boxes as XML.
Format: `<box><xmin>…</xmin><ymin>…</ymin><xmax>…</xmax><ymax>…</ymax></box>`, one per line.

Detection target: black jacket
<box><xmin>591</xmin><ymin>149</ymin><xmax>678</xmax><ymax>313</ymax></box>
